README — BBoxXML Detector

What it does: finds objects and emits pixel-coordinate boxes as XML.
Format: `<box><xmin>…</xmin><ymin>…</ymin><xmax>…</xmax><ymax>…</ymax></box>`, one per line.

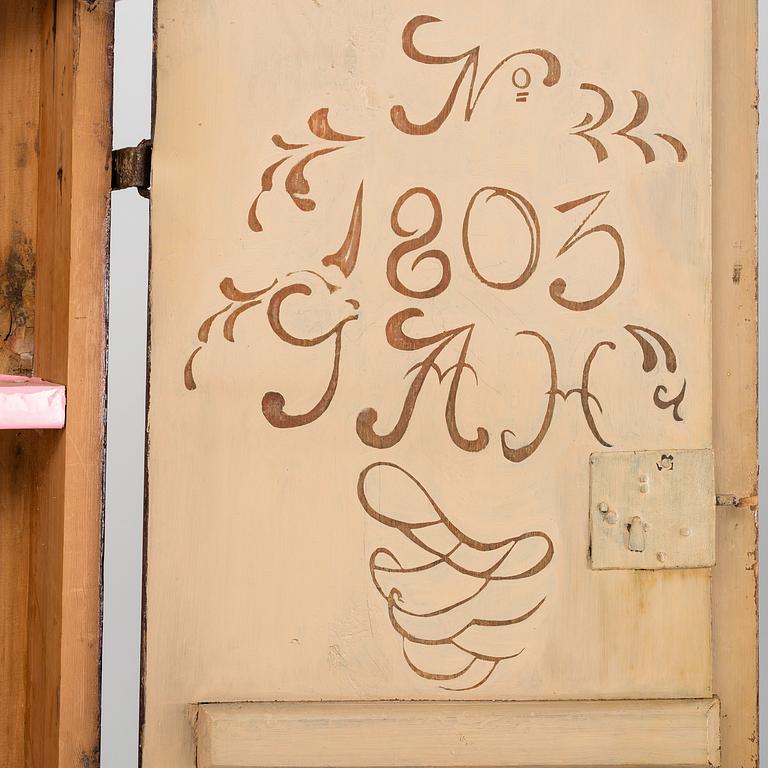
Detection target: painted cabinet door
<box><xmin>143</xmin><ymin>3</ymin><xmax>718</xmax><ymax>766</ymax></box>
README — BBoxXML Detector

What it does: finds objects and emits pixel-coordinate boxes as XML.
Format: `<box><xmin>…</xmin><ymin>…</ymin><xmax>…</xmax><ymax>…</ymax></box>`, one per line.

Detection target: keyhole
<box><xmin>627</xmin><ymin>516</ymin><xmax>646</xmax><ymax>552</ymax></box>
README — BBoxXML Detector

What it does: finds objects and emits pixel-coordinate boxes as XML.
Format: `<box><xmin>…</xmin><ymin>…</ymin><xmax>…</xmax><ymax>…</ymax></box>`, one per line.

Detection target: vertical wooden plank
<box><xmin>711</xmin><ymin>1</ymin><xmax>759</xmax><ymax>768</ymax></box>
<box><xmin>0</xmin><ymin>431</ymin><xmax>33</xmax><ymax>768</ymax></box>
<box><xmin>0</xmin><ymin>5</ymin><xmax>41</xmax><ymax>766</ymax></box>
<box><xmin>0</xmin><ymin>3</ymin><xmax>39</xmax><ymax>376</ymax></box>
<box><xmin>27</xmin><ymin>1</ymin><xmax>114</xmax><ymax>767</ymax></box>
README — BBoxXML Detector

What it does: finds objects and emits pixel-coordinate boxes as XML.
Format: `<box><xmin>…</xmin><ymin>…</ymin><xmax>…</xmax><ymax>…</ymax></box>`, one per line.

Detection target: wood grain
<box><xmin>0</xmin><ymin>4</ymin><xmax>42</xmax><ymax>765</ymax></box>
<box><xmin>194</xmin><ymin>699</ymin><xmax>721</xmax><ymax>768</ymax></box>
<box><xmin>711</xmin><ymin>2</ymin><xmax>759</xmax><ymax>767</ymax></box>
<box><xmin>25</xmin><ymin>2</ymin><xmax>114</xmax><ymax>767</ymax></box>
<box><xmin>0</xmin><ymin>431</ymin><xmax>33</xmax><ymax>768</ymax></box>
<box><xmin>0</xmin><ymin>3</ymin><xmax>39</xmax><ymax>377</ymax></box>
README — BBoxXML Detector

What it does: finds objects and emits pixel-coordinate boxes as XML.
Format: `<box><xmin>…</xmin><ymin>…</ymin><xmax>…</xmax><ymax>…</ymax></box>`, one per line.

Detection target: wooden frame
<box><xmin>711</xmin><ymin>2</ymin><xmax>759</xmax><ymax>767</ymax></box>
<box><xmin>0</xmin><ymin>2</ymin><xmax>114</xmax><ymax>767</ymax></box>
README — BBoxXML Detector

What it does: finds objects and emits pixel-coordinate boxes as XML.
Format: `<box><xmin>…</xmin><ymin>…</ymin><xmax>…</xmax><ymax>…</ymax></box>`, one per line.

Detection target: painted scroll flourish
<box><xmin>185</xmin><ymin>182</ymin><xmax>365</xmax><ymax>428</ymax></box>
<box><xmin>358</xmin><ymin>461</ymin><xmax>553</xmax><ymax>690</ymax></box>
<box><xmin>187</xmin><ymin>179</ymin><xmax>691</xmax><ymax>455</ymax></box>
<box><xmin>187</xmin><ymin>14</ymin><xmax>696</xmax><ymax>453</ymax></box>
<box><xmin>572</xmin><ymin>84</ymin><xmax>688</xmax><ymax>164</ymax></box>
<box><xmin>248</xmin><ymin>109</ymin><xmax>365</xmax><ymax>233</ymax></box>
<box><xmin>625</xmin><ymin>324</ymin><xmax>686</xmax><ymax>422</ymax></box>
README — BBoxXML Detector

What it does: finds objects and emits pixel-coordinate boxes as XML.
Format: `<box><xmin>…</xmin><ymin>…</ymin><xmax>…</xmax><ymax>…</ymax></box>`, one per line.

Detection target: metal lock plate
<box><xmin>589</xmin><ymin>449</ymin><xmax>715</xmax><ymax>570</ymax></box>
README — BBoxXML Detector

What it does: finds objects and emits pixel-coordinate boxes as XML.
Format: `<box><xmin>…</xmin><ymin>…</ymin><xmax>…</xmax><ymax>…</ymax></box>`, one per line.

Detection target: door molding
<box><xmin>193</xmin><ymin>699</ymin><xmax>720</xmax><ymax>768</ymax></box>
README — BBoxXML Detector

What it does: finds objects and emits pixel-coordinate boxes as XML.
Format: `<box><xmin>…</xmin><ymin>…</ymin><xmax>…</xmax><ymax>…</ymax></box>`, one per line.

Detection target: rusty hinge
<box><xmin>716</xmin><ymin>494</ymin><xmax>758</xmax><ymax>508</ymax></box>
<box><xmin>112</xmin><ymin>139</ymin><xmax>152</xmax><ymax>198</ymax></box>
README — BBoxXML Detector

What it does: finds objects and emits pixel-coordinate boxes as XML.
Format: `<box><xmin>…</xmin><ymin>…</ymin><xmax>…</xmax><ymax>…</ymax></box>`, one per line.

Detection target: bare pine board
<box><xmin>0</xmin><ymin>3</ymin><xmax>39</xmax><ymax>377</ymax></box>
<box><xmin>0</xmin><ymin>431</ymin><xmax>33</xmax><ymax>768</ymax></box>
<box><xmin>0</xmin><ymin>4</ymin><xmax>42</xmax><ymax>765</ymax></box>
<box><xmin>25</xmin><ymin>1</ymin><xmax>114</xmax><ymax>767</ymax></box>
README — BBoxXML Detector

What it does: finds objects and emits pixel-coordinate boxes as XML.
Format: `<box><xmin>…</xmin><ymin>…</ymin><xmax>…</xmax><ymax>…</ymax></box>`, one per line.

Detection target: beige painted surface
<box><xmin>710</xmin><ymin>1</ymin><xmax>759</xmax><ymax>766</ymax></box>
<box><xmin>145</xmin><ymin>2</ymin><xmax>713</xmax><ymax>766</ymax></box>
<box><xmin>194</xmin><ymin>699</ymin><xmax>721</xmax><ymax>768</ymax></box>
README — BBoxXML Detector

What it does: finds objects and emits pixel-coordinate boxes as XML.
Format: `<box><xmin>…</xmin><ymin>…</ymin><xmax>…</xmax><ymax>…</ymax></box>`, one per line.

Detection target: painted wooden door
<box><xmin>143</xmin><ymin>2</ymin><xmax>720</xmax><ymax>766</ymax></box>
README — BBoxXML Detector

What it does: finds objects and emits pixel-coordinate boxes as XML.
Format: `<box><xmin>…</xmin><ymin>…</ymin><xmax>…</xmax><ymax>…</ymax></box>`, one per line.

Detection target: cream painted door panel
<box><xmin>144</xmin><ymin>2</ymin><xmax>713</xmax><ymax>766</ymax></box>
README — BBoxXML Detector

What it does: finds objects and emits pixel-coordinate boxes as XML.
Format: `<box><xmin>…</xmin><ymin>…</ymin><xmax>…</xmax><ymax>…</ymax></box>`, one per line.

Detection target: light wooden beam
<box><xmin>0</xmin><ymin>4</ymin><xmax>43</xmax><ymax>766</ymax></box>
<box><xmin>26</xmin><ymin>1</ymin><xmax>114</xmax><ymax>767</ymax></box>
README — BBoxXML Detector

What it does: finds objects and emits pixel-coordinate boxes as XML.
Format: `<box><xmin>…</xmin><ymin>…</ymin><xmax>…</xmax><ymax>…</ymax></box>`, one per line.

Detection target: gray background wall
<box><xmin>101</xmin><ymin>1</ymin><xmax>151</xmax><ymax>765</ymax></box>
<box><xmin>101</xmin><ymin>2</ymin><xmax>766</xmax><ymax>765</ymax></box>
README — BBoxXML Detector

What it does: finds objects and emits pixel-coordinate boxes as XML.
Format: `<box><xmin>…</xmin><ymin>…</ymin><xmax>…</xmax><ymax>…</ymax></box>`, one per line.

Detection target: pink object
<box><xmin>0</xmin><ymin>374</ymin><xmax>66</xmax><ymax>429</ymax></box>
